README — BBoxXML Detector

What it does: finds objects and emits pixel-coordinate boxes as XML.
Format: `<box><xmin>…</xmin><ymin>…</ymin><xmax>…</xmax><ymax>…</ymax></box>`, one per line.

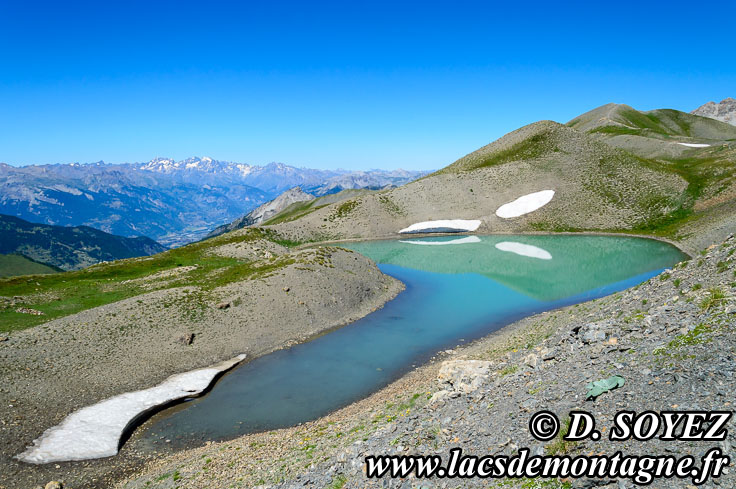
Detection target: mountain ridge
<box><xmin>0</xmin><ymin>158</ymin><xmax>426</xmax><ymax>246</ymax></box>
<box><xmin>692</xmin><ymin>97</ymin><xmax>736</xmax><ymax>126</ymax></box>
<box><xmin>0</xmin><ymin>214</ymin><xmax>167</xmax><ymax>271</ymax></box>
<box><xmin>207</xmin><ymin>187</ymin><xmax>315</xmax><ymax>238</ymax></box>
<box><xmin>262</xmin><ymin>103</ymin><xmax>736</xmax><ymax>253</ymax></box>
<box><xmin>2</xmin><ymin>101</ymin><xmax>736</xmax><ymax>489</ymax></box>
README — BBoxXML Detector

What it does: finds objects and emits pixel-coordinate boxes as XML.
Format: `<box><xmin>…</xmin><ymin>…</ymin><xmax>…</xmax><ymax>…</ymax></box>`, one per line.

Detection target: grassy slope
<box><xmin>5</xmin><ymin>105</ymin><xmax>733</xmax><ymax>333</ymax></box>
<box><xmin>264</xmin><ymin>189</ymin><xmax>374</xmax><ymax>225</ymax></box>
<box><xmin>0</xmin><ymin>228</ymin><xmax>296</xmax><ymax>333</ymax></box>
<box><xmin>264</xmin><ymin>199</ymin><xmax>328</xmax><ymax>225</ymax></box>
<box><xmin>567</xmin><ymin>105</ymin><xmax>736</xmax><ymax>239</ymax></box>
<box><xmin>0</xmin><ymin>214</ymin><xmax>168</xmax><ymax>271</ymax></box>
<box><xmin>432</xmin><ymin>109</ymin><xmax>735</xmax><ymax>239</ymax></box>
<box><xmin>568</xmin><ymin>103</ymin><xmax>736</xmax><ymax>140</ymax></box>
<box><xmin>0</xmin><ymin>254</ymin><xmax>60</xmax><ymax>278</ymax></box>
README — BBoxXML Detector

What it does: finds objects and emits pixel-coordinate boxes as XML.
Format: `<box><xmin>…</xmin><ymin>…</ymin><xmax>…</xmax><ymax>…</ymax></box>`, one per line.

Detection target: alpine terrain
<box><xmin>1</xmin><ymin>102</ymin><xmax>734</xmax><ymax>489</ymax></box>
<box><xmin>0</xmin><ymin>214</ymin><xmax>166</xmax><ymax>271</ymax></box>
<box><xmin>0</xmin><ymin>158</ymin><xmax>426</xmax><ymax>247</ymax></box>
<box><xmin>692</xmin><ymin>97</ymin><xmax>736</xmax><ymax>126</ymax></box>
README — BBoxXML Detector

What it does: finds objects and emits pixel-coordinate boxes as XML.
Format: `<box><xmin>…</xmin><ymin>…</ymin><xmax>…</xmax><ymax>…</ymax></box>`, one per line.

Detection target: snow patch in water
<box><xmin>17</xmin><ymin>354</ymin><xmax>247</xmax><ymax>464</ymax></box>
<box><xmin>495</xmin><ymin>190</ymin><xmax>555</xmax><ymax>219</ymax></box>
<box><xmin>399</xmin><ymin>236</ymin><xmax>481</xmax><ymax>246</ymax></box>
<box><xmin>495</xmin><ymin>241</ymin><xmax>552</xmax><ymax>260</ymax></box>
<box><xmin>399</xmin><ymin>219</ymin><xmax>481</xmax><ymax>234</ymax></box>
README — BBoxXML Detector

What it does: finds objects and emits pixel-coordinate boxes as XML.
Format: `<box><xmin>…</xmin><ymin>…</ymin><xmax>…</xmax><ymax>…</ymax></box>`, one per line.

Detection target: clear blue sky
<box><xmin>1</xmin><ymin>1</ymin><xmax>734</xmax><ymax>170</ymax></box>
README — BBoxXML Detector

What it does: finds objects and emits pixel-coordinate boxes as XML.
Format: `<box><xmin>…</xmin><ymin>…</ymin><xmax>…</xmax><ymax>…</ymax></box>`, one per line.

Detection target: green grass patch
<box><xmin>0</xmin><ymin>254</ymin><xmax>61</xmax><ymax>278</ymax></box>
<box><xmin>498</xmin><ymin>478</ymin><xmax>572</xmax><ymax>489</ymax></box>
<box><xmin>325</xmin><ymin>475</ymin><xmax>347</xmax><ymax>489</ymax></box>
<box><xmin>0</xmin><ymin>228</ymin><xmax>296</xmax><ymax>333</ymax></box>
<box><xmin>264</xmin><ymin>200</ymin><xmax>328</xmax><ymax>225</ymax></box>
<box><xmin>588</xmin><ymin>125</ymin><xmax>643</xmax><ymax>136</ymax></box>
<box><xmin>500</xmin><ymin>365</ymin><xmax>518</xmax><ymax>376</ymax></box>
<box><xmin>377</xmin><ymin>194</ymin><xmax>405</xmax><ymax>216</ymax></box>
<box><xmin>328</xmin><ymin>200</ymin><xmax>360</xmax><ymax>220</ymax></box>
<box><xmin>545</xmin><ymin>418</ymin><xmax>577</xmax><ymax>456</ymax></box>
<box><xmin>700</xmin><ymin>287</ymin><xmax>726</xmax><ymax>311</ymax></box>
<box><xmin>434</xmin><ymin>127</ymin><xmax>557</xmax><ymax>175</ymax></box>
<box><xmin>655</xmin><ymin>323</ymin><xmax>713</xmax><ymax>356</ymax></box>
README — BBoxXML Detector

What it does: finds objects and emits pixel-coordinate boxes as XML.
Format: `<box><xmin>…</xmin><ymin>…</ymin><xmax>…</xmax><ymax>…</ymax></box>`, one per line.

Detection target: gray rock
<box><xmin>692</xmin><ymin>97</ymin><xmax>736</xmax><ymax>126</ymax></box>
<box><xmin>582</xmin><ymin>329</ymin><xmax>606</xmax><ymax>343</ymax></box>
<box><xmin>541</xmin><ymin>347</ymin><xmax>557</xmax><ymax>360</ymax></box>
<box><xmin>436</xmin><ymin>360</ymin><xmax>493</xmax><ymax>394</ymax></box>
<box><xmin>523</xmin><ymin>353</ymin><xmax>539</xmax><ymax>369</ymax></box>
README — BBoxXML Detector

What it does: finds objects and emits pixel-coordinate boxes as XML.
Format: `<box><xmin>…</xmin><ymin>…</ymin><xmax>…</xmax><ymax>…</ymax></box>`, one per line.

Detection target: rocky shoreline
<box><xmin>0</xmin><ymin>240</ymin><xmax>403</xmax><ymax>489</ymax></box>
<box><xmin>2</xmin><ymin>228</ymin><xmax>733</xmax><ymax>489</ymax></box>
<box><xmin>118</xmin><ymin>235</ymin><xmax>735</xmax><ymax>489</ymax></box>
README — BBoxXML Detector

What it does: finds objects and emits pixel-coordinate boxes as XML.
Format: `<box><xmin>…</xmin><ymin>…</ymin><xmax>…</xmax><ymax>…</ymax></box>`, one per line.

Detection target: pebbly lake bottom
<box><xmin>138</xmin><ymin>235</ymin><xmax>687</xmax><ymax>451</ymax></box>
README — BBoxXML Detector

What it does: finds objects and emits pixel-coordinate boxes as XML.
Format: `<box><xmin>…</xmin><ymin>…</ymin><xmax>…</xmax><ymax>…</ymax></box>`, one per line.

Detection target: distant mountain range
<box><xmin>0</xmin><ymin>214</ymin><xmax>167</xmax><ymax>271</ymax></box>
<box><xmin>692</xmin><ymin>97</ymin><xmax>736</xmax><ymax>126</ymax></box>
<box><xmin>0</xmin><ymin>158</ymin><xmax>426</xmax><ymax>247</ymax></box>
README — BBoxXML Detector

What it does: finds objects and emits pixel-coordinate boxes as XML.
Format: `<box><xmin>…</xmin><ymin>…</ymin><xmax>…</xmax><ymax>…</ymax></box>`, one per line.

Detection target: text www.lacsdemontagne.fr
<box><xmin>365</xmin><ymin>447</ymin><xmax>729</xmax><ymax>485</ymax></box>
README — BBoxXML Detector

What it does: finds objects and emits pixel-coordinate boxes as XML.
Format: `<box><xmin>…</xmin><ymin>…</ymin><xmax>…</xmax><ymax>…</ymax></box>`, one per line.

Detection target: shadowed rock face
<box><xmin>692</xmin><ymin>97</ymin><xmax>736</xmax><ymax>126</ymax></box>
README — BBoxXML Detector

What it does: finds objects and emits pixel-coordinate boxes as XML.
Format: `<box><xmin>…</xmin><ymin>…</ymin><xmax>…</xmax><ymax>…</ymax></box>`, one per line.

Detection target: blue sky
<box><xmin>1</xmin><ymin>1</ymin><xmax>734</xmax><ymax>170</ymax></box>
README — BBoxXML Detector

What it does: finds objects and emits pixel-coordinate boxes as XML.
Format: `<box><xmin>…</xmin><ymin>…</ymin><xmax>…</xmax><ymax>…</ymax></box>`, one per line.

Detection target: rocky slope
<box><xmin>119</xmin><ymin>236</ymin><xmax>735</xmax><ymax>489</ymax></box>
<box><xmin>568</xmin><ymin>102</ymin><xmax>736</xmax><ymax>140</ymax></box>
<box><xmin>260</xmin><ymin>105</ymin><xmax>736</xmax><ymax>255</ymax></box>
<box><xmin>207</xmin><ymin>187</ymin><xmax>315</xmax><ymax>238</ymax></box>
<box><xmin>265</xmin><ymin>120</ymin><xmax>689</xmax><ymax>244</ymax></box>
<box><xmin>0</xmin><ymin>229</ymin><xmax>403</xmax><ymax>489</ymax></box>
<box><xmin>3</xmin><ymin>102</ymin><xmax>735</xmax><ymax>489</ymax></box>
<box><xmin>692</xmin><ymin>98</ymin><xmax>736</xmax><ymax>126</ymax></box>
<box><xmin>0</xmin><ymin>214</ymin><xmax>166</xmax><ymax>271</ymax></box>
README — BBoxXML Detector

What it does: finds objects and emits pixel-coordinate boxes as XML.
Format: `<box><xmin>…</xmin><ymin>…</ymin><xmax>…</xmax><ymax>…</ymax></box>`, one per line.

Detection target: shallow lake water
<box><xmin>140</xmin><ymin>235</ymin><xmax>686</xmax><ymax>449</ymax></box>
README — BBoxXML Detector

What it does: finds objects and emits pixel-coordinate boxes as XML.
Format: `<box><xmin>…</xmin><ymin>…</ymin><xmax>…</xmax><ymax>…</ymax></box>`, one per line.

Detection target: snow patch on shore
<box><xmin>399</xmin><ymin>236</ymin><xmax>481</xmax><ymax>246</ymax></box>
<box><xmin>676</xmin><ymin>142</ymin><xmax>711</xmax><ymax>148</ymax></box>
<box><xmin>495</xmin><ymin>241</ymin><xmax>552</xmax><ymax>260</ymax></box>
<box><xmin>17</xmin><ymin>354</ymin><xmax>247</xmax><ymax>464</ymax></box>
<box><xmin>399</xmin><ymin>219</ymin><xmax>481</xmax><ymax>234</ymax></box>
<box><xmin>495</xmin><ymin>190</ymin><xmax>555</xmax><ymax>219</ymax></box>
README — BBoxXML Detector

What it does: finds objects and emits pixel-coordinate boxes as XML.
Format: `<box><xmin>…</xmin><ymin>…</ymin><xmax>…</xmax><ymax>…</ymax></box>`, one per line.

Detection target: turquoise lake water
<box><xmin>140</xmin><ymin>235</ymin><xmax>687</xmax><ymax>449</ymax></box>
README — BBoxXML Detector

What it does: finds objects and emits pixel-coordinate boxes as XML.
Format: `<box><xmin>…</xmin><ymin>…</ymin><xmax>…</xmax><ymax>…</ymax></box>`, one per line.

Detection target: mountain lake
<box><xmin>138</xmin><ymin>234</ymin><xmax>687</xmax><ymax>450</ymax></box>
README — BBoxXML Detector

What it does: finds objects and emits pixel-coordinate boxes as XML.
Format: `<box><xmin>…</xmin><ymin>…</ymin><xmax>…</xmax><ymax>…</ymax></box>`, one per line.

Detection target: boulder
<box><xmin>524</xmin><ymin>353</ymin><xmax>540</xmax><ymax>369</ymax></box>
<box><xmin>582</xmin><ymin>329</ymin><xmax>606</xmax><ymax>343</ymax></box>
<box><xmin>437</xmin><ymin>360</ymin><xmax>493</xmax><ymax>394</ymax></box>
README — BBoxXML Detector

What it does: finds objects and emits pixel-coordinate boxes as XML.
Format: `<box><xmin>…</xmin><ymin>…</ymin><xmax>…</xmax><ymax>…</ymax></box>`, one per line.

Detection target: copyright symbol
<box><xmin>529</xmin><ymin>411</ymin><xmax>560</xmax><ymax>441</ymax></box>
